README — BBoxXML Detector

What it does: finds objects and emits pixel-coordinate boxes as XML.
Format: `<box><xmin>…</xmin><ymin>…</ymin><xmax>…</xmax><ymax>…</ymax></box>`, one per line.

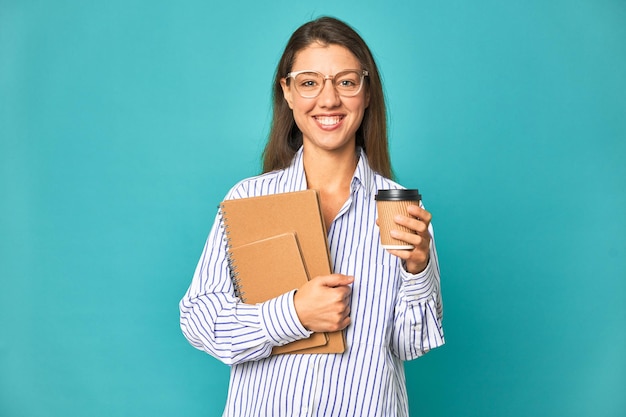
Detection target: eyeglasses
<box><xmin>286</xmin><ymin>69</ymin><xmax>369</xmax><ymax>98</ymax></box>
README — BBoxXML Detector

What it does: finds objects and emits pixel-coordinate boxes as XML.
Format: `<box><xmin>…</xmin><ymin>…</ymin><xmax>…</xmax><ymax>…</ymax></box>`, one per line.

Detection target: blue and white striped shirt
<box><xmin>180</xmin><ymin>147</ymin><xmax>444</xmax><ymax>416</ymax></box>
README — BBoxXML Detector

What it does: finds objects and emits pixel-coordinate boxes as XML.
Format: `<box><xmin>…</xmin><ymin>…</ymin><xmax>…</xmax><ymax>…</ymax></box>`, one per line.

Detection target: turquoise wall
<box><xmin>1</xmin><ymin>1</ymin><xmax>624</xmax><ymax>416</ymax></box>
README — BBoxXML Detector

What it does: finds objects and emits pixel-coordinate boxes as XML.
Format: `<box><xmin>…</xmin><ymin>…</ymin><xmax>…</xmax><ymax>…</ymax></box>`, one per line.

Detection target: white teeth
<box><xmin>316</xmin><ymin>116</ymin><xmax>342</xmax><ymax>126</ymax></box>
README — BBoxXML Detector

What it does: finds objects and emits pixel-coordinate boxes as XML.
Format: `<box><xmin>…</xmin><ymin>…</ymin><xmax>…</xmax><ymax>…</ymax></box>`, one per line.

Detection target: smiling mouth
<box><xmin>314</xmin><ymin>116</ymin><xmax>344</xmax><ymax>126</ymax></box>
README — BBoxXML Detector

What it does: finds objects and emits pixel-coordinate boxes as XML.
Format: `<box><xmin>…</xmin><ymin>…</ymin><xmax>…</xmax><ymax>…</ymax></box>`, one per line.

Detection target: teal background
<box><xmin>1</xmin><ymin>0</ymin><xmax>624</xmax><ymax>416</ymax></box>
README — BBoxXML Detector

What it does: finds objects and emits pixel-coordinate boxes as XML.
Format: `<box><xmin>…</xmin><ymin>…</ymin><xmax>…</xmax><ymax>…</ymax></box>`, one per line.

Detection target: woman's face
<box><xmin>281</xmin><ymin>43</ymin><xmax>369</xmax><ymax>155</ymax></box>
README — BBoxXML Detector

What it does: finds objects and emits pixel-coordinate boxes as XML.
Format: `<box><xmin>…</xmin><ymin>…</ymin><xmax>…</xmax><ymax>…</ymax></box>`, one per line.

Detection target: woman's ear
<box><xmin>280</xmin><ymin>78</ymin><xmax>294</xmax><ymax>109</ymax></box>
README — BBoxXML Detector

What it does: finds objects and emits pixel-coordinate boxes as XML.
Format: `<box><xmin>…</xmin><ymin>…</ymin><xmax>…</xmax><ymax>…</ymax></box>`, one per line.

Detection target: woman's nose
<box><xmin>317</xmin><ymin>79</ymin><xmax>341</xmax><ymax>106</ymax></box>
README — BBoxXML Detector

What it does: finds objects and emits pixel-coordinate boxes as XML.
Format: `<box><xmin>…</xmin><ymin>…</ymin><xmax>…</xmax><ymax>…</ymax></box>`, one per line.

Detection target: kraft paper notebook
<box><xmin>228</xmin><ymin>233</ymin><xmax>328</xmax><ymax>355</ymax></box>
<box><xmin>219</xmin><ymin>189</ymin><xmax>346</xmax><ymax>354</ymax></box>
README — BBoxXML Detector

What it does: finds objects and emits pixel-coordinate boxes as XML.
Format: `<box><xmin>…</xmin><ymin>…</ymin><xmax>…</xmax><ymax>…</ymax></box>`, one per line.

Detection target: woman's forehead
<box><xmin>291</xmin><ymin>43</ymin><xmax>360</xmax><ymax>72</ymax></box>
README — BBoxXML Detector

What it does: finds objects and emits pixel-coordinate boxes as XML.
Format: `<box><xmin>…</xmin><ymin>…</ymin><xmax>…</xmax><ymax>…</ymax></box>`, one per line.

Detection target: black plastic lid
<box><xmin>375</xmin><ymin>189</ymin><xmax>421</xmax><ymax>201</ymax></box>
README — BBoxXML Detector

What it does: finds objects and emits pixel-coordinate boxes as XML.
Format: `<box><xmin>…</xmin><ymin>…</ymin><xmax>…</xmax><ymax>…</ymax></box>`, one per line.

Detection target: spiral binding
<box><xmin>219</xmin><ymin>203</ymin><xmax>245</xmax><ymax>302</ymax></box>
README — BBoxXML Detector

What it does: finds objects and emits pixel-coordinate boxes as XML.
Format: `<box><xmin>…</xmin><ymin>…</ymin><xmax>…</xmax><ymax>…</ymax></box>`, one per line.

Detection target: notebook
<box><xmin>219</xmin><ymin>189</ymin><xmax>346</xmax><ymax>354</ymax></box>
<box><xmin>227</xmin><ymin>232</ymin><xmax>328</xmax><ymax>354</ymax></box>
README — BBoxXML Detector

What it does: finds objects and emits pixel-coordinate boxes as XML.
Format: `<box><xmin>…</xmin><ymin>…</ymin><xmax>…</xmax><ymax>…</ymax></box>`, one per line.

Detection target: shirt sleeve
<box><xmin>390</xmin><ymin>225</ymin><xmax>445</xmax><ymax>360</ymax></box>
<box><xmin>179</xmin><ymin>210</ymin><xmax>312</xmax><ymax>365</ymax></box>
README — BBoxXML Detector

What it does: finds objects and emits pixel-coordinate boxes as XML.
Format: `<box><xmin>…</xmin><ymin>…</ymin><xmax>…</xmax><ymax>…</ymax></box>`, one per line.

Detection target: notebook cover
<box><xmin>220</xmin><ymin>189</ymin><xmax>346</xmax><ymax>354</ymax></box>
<box><xmin>228</xmin><ymin>233</ymin><xmax>328</xmax><ymax>354</ymax></box>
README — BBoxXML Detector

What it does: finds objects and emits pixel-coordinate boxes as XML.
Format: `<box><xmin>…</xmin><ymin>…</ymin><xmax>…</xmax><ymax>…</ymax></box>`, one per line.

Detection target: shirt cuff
<box><xmin>400</xmin><ymin>256</ymin><xmax>439</xmax><ymax>302</ymax></box>
<box><xmin>258</xmin><ymin>290</ymin><xmax>313</xmax><ymax>346</ymax></box>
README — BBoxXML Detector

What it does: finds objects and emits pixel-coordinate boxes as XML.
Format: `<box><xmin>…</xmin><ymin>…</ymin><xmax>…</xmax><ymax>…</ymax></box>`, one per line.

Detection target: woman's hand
<box><xmin>293</xmin><ymin>274</ymin><xmax>354</xmax><ymax>333</ymax></box>
<box><xmin>383</xmin><ymin>204</ymin><xmax>432</xmax><ymax>274</ymax></box>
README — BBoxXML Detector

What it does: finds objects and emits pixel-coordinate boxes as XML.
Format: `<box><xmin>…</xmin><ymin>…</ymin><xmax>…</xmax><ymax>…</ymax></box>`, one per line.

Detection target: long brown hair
<box><xmin>262</xmin><ymin>16</ymin><xmax>392</xmax><ymax>179</ymax></box>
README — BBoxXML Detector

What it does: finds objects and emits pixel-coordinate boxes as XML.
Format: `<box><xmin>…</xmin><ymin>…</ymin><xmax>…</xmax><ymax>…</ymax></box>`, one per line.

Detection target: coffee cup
<box><xmin>375</xmin><ymin>189</ymin><xmax>422</xmax><ymax>250</ymax></box>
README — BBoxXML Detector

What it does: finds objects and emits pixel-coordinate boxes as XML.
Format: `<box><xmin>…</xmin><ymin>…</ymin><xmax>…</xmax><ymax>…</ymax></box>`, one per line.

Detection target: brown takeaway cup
<box><xmin>375</xmin><ymin>189</ymin><xmax>422</xmax><ymax>250</ymax></box>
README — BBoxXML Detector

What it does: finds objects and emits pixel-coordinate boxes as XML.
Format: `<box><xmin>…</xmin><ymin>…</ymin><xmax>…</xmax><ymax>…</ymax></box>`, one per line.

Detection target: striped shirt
<box><xmin>180</xmin><ymin>147</ymin><xmax>444</xmax><ymax>417</ymax></box>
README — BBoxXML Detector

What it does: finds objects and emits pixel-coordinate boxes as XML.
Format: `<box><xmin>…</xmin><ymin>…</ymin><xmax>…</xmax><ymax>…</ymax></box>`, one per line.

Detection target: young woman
<box><xmin>180</xmin><ymin>16</ymin><xmax>444</xmax><ymax>417</ymax></box>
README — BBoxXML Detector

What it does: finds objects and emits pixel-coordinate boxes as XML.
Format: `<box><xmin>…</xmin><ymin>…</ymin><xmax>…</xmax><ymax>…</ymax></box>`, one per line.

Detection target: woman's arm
<box><xmin>385</xmin><ymin>206</ymin><xmax>445</xmax><ymax>360</ymax></box>
<box><xmin>390</xmin><ymin>237</ymin><xmax>444</xmax><ymax>360</ymax></box>
<box><xmin>179</xmin><ymin>213</ymin><xmax>312</xmax><ymax>365</ymax></box>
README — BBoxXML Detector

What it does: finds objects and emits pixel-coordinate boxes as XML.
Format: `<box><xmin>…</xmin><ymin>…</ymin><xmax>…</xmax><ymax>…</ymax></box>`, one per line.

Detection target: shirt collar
<box><xmin>285</xmin><ymin>147</ymin><xmax>308</xmax><ymax>191</ymax></box>
<box><xmin>352</xmin><ymin>147</ymin><xmax>376</xmax><ymax>198</ymax></box>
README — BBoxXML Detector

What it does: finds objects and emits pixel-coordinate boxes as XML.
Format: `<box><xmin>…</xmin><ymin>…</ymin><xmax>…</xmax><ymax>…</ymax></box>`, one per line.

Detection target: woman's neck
<box><xmin>303</xmin><ymin>146</ymin><xmax>358</xmax><ymax>193</ymax></box>
<box><xmin>303</xmin><ymin>145</ymin><xmax>358</xmax><ymax>231</ymax></box>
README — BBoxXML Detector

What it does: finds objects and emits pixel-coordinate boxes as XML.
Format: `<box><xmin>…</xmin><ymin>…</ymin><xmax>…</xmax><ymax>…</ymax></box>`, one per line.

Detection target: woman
<box><xmin>180</xmin><ymin>16</ymin><xmax>444</xmax><ymax>417</ymax></box>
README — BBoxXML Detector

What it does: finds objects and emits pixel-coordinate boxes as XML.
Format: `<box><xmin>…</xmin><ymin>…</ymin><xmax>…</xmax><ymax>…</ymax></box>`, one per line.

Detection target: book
<box><xmin>219</xmin><ymin>189</ymin><xmax>346</xmax><ymax>354</ymax></box>
<box><xmin>227</xmin><ymin>233</ymin><xmax>328</xmax><ymax>354</ymax></box>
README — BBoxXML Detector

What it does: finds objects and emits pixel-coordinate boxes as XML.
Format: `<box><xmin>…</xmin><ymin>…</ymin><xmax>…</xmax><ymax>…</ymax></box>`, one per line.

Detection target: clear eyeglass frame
<box><xmin>285</xmin><ymin>69</ymin><xmax>369</xmax><ymax>98</ymax></box>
